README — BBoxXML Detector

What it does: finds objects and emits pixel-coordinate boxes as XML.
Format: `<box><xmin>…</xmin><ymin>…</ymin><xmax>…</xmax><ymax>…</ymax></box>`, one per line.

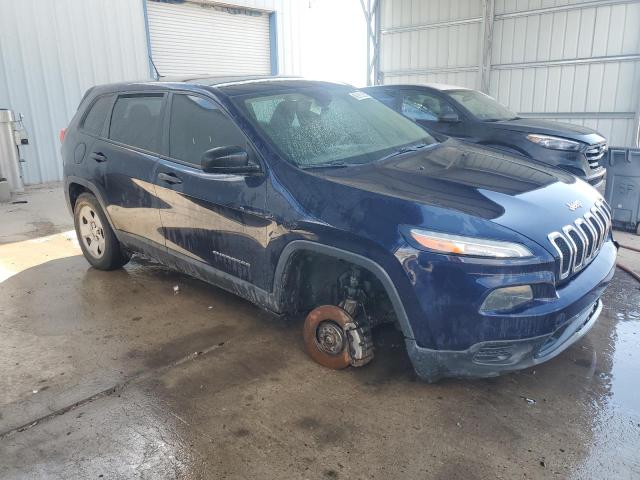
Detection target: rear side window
<box><xmin>169</xmin><ymin>94</ymin><xmax>247</xmax><ymax>166</ymax></box>
<box><xmin>81</xmin><ymin>95</ymin><xmax>112</xmax><ymax>136</ymax></box>
<box><xmin>109</xmin><ymin>94</ymin><xmax>164</xmax><ymax>152</ymax></box>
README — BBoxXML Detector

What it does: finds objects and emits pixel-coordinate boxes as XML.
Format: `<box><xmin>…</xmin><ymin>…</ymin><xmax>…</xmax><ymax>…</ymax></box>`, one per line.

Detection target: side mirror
<box><xmin>438</xmin><ymin>112</ymin><xmax>460</xmax><ymax>123</ymax></box>
<box><xmin>201</xmin><ymin>146</ymin><xmax>260</xmax><ymax>174</ymax></box>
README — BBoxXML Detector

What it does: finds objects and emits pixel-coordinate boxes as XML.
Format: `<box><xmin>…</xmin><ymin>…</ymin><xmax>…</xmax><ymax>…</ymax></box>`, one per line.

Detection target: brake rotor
<box><xmin>303</xmin><ymin>305</ymin><xmax>352</xmax><ymax>370</ymax></box>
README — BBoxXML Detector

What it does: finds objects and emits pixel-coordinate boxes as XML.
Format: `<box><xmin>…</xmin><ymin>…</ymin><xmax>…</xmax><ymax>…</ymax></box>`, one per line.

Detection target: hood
<box><xmin>489</xmin><ymin>117</ymin><xmax>605</xmax><ymax>144</ymax></box>
<box><xmin>300</xmin><ymin>140</ymin><xmax>603</xmax><ymax>251</ymax></box>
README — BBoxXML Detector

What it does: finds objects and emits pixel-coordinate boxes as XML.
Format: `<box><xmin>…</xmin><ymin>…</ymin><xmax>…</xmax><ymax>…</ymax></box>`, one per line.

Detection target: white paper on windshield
<box><xmin>349</xmin><ymin>91</ymin><xmax>372</xmax><ymax>100</ymax></box>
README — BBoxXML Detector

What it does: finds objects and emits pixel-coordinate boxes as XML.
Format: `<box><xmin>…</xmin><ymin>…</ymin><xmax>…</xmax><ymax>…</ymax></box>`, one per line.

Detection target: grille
<box><xmin>585</xmin><ymin>143</ymin><xmax>607</xmax><ymax>170</ymax></box>
<box><xmin>548</xmin><ymin>200</ymin><xmax>611</xmax><ymax>281</ymax></box>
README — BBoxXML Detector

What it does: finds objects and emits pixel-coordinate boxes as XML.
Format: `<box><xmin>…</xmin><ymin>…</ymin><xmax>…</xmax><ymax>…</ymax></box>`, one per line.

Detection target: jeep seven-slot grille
<box><xmin>548</xmin><ymin>200</ymin><xmax>611</xmax><ymax>281</ymax></box>
<box><xmin>585</xmin><ymin>143</ymin><xmax>607</xmax><ymax>170</ymax></box>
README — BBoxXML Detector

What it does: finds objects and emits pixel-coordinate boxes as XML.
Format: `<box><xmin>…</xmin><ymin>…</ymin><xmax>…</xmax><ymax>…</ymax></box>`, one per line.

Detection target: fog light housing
<box><xmin>480</xmin><ymin>285</ymin><xmax>533</xmax><ymax>313</ymax></box>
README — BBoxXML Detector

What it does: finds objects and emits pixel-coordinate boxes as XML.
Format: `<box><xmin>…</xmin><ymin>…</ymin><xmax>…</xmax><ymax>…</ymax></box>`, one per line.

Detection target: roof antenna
<box><xmin>149</xmin><ymin>56</ymin><xmax>162</xmax><ymax>80</ymax></box>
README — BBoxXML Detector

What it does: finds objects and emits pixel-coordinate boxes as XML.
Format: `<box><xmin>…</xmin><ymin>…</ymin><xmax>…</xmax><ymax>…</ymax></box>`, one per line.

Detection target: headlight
<box><xmin>526</xmin><ymin>134</ymin><xmax>581</xmax><ymax>151</ymax></box>
<box><xmin>409</xmin><ymin>229</ymin><xmax>533</xmax><ymax>258</ymax></box>
<box><xmin>480</xmin><ymin>285</ymin><xmax>533</xmax><ymax>313</ymax></box>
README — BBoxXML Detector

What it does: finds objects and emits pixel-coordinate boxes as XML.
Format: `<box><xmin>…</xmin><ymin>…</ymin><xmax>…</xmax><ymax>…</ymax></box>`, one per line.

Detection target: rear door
<box><xmin>91</xmin><ymin>92</ymin><xmax>167</xmax><ymax>249</ymax></box>
<box><xmin>154</xmin><ymin>92</ymin><xmax>268</xmax><ymax>285</ymax></box>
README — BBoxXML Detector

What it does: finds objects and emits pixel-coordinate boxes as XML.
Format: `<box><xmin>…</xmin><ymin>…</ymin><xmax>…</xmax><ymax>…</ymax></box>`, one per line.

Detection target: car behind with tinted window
<box><xmin>62</xmin><ymin>77</ymin><xmax>616</xmax><ymax>382</ymax></box>
<box><xmin>362</xmin><ymin>84</ymin><xmax>608</xmax><ymax>187</ymax></box>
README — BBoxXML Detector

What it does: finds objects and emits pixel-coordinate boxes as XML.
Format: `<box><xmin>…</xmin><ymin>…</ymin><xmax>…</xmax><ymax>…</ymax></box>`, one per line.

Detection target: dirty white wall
<box><xmin>0</xmin><ymin>0</ymin><xmax>150</xmax><ymax>185</ymax></box>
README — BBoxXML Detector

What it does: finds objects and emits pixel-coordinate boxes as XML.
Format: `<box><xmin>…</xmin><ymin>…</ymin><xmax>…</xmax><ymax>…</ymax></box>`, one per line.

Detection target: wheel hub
<box><xmin>316</xmin><ymin>321</ymin><xmax>345</xmax><ymax>355</ymax></box>
<box><xmin>78</xmin><ymin>205</ymin><xmax>106</xmax><ymax>258</ymax></box>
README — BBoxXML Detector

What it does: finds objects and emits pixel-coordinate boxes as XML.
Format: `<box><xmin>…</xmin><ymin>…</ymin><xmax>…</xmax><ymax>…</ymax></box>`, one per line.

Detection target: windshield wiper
<box><xmin>300</xmin><ymin>161</ymin><xmax>349</xmax><ymax>170</ymax></box>
<box><xmin>377</xmin><ymin>142</ymin><xmax>430</xmax><ymax>162</ymax></box>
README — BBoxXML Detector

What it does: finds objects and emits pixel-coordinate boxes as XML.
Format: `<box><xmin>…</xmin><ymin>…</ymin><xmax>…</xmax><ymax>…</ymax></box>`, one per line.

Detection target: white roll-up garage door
<box><xmin>146</xmin><ymin>1</ymin><xmax>272</xmax><ymax>77</ymax></box>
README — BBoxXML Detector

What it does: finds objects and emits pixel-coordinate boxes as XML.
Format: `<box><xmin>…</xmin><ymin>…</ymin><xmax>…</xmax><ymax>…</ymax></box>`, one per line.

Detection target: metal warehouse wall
<box><xmin>0</xmin><ymin>0</ymin><xmax>150</xmax><ymax>185</ymax></box>
<box><xmin>0</xmin><ymin>0</ymin><xmax>306</xmax><ymax>185</ymax></box>
<box><xmin>380</xmin><ymin>0</ymin><xmax>484</xmax><ymax>88</ymax></box>
<box><xmin>379</xmin><ymin>0</ymin><xmax>640</xmax><ymax>147</ymax></box>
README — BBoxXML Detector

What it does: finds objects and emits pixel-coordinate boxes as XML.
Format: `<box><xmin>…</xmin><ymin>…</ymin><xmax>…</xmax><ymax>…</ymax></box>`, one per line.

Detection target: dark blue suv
<box><xmin>62</xmin><ymin>77</ymin><xmax>616</xmax><ymax>382</ymax></box>
<box><xmin>362</xmin><ymin>84</ymin><xmax>608</xmax><ymax>187</ymax></box>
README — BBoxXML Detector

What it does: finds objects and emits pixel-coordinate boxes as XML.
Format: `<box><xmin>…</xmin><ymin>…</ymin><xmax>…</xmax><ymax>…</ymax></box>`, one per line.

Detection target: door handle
<box><xmin>158</xmin><ymin>172</ymin><xmax>183</xmax><ymax>185</ymax></box>
<box><xmin>90</xmin><ymin>152</ymin><xmax>107</xmax><ymax>163</ymax></box>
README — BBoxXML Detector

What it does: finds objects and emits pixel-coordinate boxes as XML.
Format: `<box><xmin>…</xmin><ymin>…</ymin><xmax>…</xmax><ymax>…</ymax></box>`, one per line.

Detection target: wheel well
<box><xmin>280</xmin><ymin>250</ymin><xmax>397</xmax><ymax>327</ymax></box>
<box><xmin>68</xmin><ymin>183</ymin><xmax>90</xmax><ymax>210</ymax></box>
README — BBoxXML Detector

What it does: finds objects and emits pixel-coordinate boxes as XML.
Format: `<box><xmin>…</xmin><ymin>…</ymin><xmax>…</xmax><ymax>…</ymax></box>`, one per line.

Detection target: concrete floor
<box><xmin>1</xmin><ymin>184</ymin><xmax>639</xmax><ymax>480</ymax></box>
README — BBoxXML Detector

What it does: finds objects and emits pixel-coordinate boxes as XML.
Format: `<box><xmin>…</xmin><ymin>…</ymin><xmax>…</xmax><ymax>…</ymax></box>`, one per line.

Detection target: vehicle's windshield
<box><xmin>448</xmin><ymin>89</ymin><xmax>517</xmax><ymax>121</ymax></box>
<box><xmin>233</xmin><ymin>87</ymin><xmax>434</xmax><ymax>168</ymax></box>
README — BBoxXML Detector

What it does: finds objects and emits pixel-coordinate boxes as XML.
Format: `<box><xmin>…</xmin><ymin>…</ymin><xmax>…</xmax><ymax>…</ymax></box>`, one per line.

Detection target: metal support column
<box><xmin>479</xmin><ymin>0</ymin><xmax>495</xmax><ymax>93</ymax></box>
<box><xmin>360</xmin><ymin>0</ymin><xmax>381</xmax><ymax>86</ymax></box>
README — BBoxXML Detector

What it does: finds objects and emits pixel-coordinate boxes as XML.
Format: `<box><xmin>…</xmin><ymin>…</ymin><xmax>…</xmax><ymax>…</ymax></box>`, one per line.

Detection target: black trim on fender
<box><xmin>272</xmin><ymin>240</ymin><xmax>416</xmax><ymax>340</ymax></box>
<box><xmin>65</xmin><ymin>177</ymin><xmax>118</xmax><ymax>233</ymax></box>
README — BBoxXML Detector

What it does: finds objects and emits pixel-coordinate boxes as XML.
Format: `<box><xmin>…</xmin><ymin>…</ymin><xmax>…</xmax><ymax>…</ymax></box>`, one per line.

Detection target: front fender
<box><xmin>271</xmin><ymin>239</ymin><xmax>424</xmax><ymax>344</ymax></box>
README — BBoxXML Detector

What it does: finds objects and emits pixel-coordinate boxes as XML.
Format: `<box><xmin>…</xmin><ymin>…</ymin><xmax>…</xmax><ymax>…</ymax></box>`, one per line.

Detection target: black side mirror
<box><xmin>438</xmin><ymin>112</ymin><xmax>461</xmax><ymax>123</ymax></box>
<box><xmin>201</xmin><ymin>146</ymin><xmax>260</xmax><ymax>174</ymax></box>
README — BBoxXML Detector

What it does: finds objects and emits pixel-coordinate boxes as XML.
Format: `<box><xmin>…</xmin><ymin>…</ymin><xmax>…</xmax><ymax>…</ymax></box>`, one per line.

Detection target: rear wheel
<box><xmin>74</xmin><ymin>193</ymin><xmax>129</xmax><ymax>270</ymax></box>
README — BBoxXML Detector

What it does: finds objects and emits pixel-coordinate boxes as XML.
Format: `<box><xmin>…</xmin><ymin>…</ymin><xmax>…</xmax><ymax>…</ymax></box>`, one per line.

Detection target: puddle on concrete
<box><xmin>573</xmin><ymin>273</ymin><xmax>640</xmax><ymax>478</ymax></box>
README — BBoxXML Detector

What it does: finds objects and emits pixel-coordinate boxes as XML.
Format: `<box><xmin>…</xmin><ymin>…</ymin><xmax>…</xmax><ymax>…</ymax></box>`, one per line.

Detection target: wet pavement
<box><xmin>1</xmin><ymin>184</ymin><xmax>639</xmax><ymax>479</ymax></box>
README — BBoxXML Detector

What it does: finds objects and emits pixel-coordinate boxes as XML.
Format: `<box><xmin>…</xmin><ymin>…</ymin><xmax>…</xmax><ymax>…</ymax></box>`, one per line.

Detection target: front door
<box><xmin>399</xmin><ymin>89</ymin><xmax>468</xmax><ymax>138</ymax></box>
<box><xmin>154</xmin><ymin>93</ymin><xmax>268</xmax><ymax>285</ymax></box>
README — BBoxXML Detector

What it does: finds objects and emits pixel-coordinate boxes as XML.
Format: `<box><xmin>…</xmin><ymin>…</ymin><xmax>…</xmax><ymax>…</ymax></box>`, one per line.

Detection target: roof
<box><xmin>86</xmin><ymin>75</ymin><xmax>353</xmax><ymax>101</ymax></box>
<box><xmin>158</xmin><ymin>74</ymin><xmax>301</xmax><ymax>86</ymax></box>
<box><xmin>364</xmin><ymin>83</ymin><xmax>472</xmax><ymax>92</ymax></box>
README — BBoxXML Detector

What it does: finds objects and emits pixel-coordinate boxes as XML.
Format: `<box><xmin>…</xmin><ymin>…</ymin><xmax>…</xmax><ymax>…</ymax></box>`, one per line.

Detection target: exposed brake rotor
<box><xmin>303</xmin><ymin>304</ymin><xmax>374</xmax><ymax>370</ymax></box>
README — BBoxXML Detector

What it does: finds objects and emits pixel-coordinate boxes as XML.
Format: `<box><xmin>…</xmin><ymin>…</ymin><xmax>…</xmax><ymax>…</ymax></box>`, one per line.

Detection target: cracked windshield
<box><xmin>238</xmin><ymin>88</ymin><xmax>434</xmax><ymax>168</ymax></box>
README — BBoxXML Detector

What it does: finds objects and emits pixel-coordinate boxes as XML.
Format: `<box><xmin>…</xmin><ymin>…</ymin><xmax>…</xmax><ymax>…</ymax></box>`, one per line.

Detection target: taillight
<box><xmin>59</xmin><ymin>128</ymin><xmax>66</xmax><ymax>143</ymax></box>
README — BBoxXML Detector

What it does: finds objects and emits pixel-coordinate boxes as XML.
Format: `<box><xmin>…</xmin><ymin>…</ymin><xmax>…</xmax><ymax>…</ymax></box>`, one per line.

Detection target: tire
<box><xmin>74</xmin><ymin>193</ymin><xmax>129</xmax><ymax>270</ymax></box>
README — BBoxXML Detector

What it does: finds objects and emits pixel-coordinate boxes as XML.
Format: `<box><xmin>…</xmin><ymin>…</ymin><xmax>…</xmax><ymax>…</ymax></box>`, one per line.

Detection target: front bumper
<box><xmin>398</xmin><ymin>237</ymin><xmax>616</xmax><ymax>382</ymax></box>
<box><xmin>406</xmin><ymin>299</ymin><xmax>603</xmax><ymax>382</ymax></box>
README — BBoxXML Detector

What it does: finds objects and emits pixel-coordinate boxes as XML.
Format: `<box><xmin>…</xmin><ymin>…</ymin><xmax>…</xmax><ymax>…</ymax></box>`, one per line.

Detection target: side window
<box><xmin>169</xmin><ymin>94</ymin><xmax>248</xmax><ymax>166</ymax></box>
<box><xmin>368</xmin><ymin>89</ymin><xmax>396</xmax><ymax>108</ymax></box>
<box><xmin>81</xmin><ymin>95</ymin><xmax>113</xmax><ymax>136</ymax></box>
<box><xmin>108</xmin><ymin>94</ymin><xmax>164</xmax><ymax>152</ymax></box>
<box><xmin>401</xmin><ymin>92</ymin><xmax>456</xmax><ymax>121</ymax></box>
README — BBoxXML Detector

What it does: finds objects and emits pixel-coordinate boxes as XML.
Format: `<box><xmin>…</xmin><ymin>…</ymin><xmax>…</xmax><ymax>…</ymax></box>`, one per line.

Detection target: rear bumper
<box><xmin>407</xmin><ymin>299</ymin><xmax>603</xmax><ymax>382</ymax></box>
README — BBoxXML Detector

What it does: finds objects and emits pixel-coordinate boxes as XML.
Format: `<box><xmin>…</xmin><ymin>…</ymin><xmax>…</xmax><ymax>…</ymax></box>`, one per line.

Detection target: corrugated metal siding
<box><xmin>379</xmin><ymin>0</ymin><xmax>640</xmax><ymax>147</ymax></box>
<box><xmin>490</xmin><ymin>0</ymin><xmax>640</xmax><ymax>146</ymax></box>
<box><xmin>147</xmin><ymin>1</ymin><xmax>271</xmax><ymax>76</ymax></box>
<box><xmin>380</xmin><ymin>0</ymin><xmax>483</xmax><ymax>88</ymax></box>
<box><xmin>0</xmin><ymin>0</ymin><xmax>306</xmax><ymax>185</ymax></box>
<box><xmin>0</xmin><ymin>0</ymin><xmax>150</xmax><ymax>185</ymax></box>
<box><xmin>218</xmin><ymin>0</ymin><xmax>305</xmax><ymax>78</ymax></box>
